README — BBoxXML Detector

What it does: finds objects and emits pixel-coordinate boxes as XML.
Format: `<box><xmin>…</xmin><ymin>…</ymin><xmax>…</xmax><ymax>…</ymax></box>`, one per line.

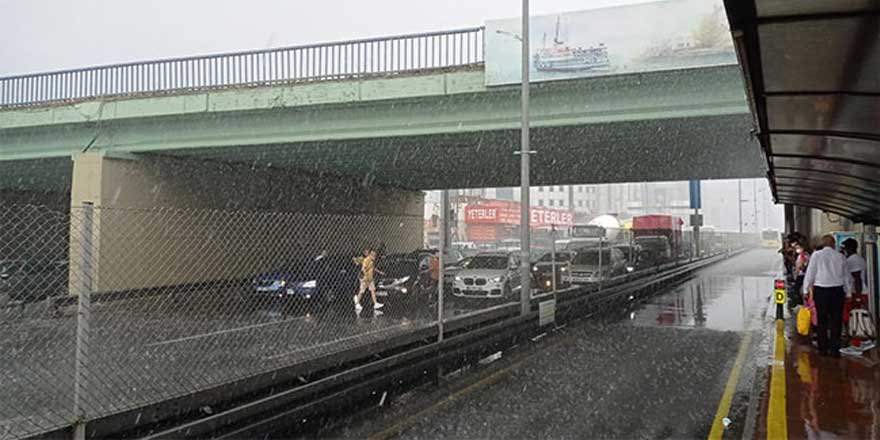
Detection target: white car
<box><xmin>452</xmin><ymin>252</ymin><xmax>521</xmax><ymax>299</ymax></box>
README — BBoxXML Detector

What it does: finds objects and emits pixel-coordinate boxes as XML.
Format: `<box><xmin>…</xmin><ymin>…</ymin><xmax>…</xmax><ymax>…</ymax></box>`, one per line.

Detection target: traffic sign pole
<box><xmin>774</xmin><ymin>279</ymin><xmax>786</xmax><ymax>320</ymax></box>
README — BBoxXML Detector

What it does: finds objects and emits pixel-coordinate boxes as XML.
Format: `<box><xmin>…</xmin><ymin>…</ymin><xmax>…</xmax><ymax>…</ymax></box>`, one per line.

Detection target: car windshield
<box><xmin>571</xmin><ymin>250</ymin><xmax>611</xmax><ymax>266</ymax></box>
<box><xmin>539</xmin><ymin>252</ymin><xmax>571</xmax><ymax>262</ymax></box>
<box><xmin>377</xmin><ymin>257</ymin><xmax>417</xmax><ymax>278</ymax></box>
<box><xmin>468</xmin><ymin>256</ymin><xmax>509</xmax><ymax>270</ymax></box>
<box><xmin>636</xmin><ymin>237</ymin><xmax>666</xmax><ymax>246</ymax></box>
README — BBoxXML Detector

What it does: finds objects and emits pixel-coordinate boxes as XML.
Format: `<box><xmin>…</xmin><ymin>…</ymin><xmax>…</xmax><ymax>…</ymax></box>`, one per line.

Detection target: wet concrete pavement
<box><xmin>317</xmin><ymin>249</ymin><xmax>782</xmax><ymax>439</ymax></box>
<box><xmin>754</xmin><ymin>314</ymin><xmax>880</xmax><ymax>439</ymax></box>
<box><xmin>628</xmin><ymin>244</ymin><xmax>784</xmax><ymax>331</ymax></box>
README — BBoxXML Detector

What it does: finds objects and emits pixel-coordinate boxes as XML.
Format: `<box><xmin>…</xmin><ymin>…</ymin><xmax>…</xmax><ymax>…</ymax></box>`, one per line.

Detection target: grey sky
<box><xmin>1</xmin><ymin>0</ymin><xmax>653</xmax><ymax>76</ymax></box>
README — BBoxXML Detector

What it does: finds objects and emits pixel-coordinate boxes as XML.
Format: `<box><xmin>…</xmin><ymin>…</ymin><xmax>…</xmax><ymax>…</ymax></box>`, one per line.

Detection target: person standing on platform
<box><xmin>842</xmin><ymin>238</ymin><xmax>867</xmax><ymax>301</ymax></box>
<box><xmin>792</xmin><ymin>241</ymin><xmax>811</xmax><ymax>305</ymax></box>
<box><xmin>803</xmin><ymin>234</ymin><xmax>849</xmax><ymax>357</ymax></box>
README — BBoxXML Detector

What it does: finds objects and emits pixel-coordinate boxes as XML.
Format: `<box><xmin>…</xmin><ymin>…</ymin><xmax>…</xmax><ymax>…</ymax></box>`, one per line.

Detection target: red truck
<box><xmin>632</xmin><ymin>215</ymin><xmax>684</xmax><ymax>263</ymax></box>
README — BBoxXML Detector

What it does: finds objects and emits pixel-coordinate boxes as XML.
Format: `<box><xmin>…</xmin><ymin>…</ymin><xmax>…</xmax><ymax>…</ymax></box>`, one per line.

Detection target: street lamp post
<box><xmin>738</xmin><ymin>179</ymin><xmax>743</xmax><ymax>235</ymax></box>
<box><xmin>752</xmin><ymin>180</ymin><xmax>759</xmax><ymax>233</ymax></box>
<box><xmin>518</xmin><ymin>0</ymin><xmax>532</xmax><ymax>316</ymax></box>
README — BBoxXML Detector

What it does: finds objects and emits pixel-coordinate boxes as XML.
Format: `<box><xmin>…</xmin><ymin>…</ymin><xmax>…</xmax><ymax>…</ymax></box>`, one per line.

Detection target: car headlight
<box><xmin>392</xmin><ymin>276</ymin><xmax>410</xmax><ymax>286</ymax></box>
<box><xmin>302</xmin><ymin>280</ymin><xmax>317</xmax><ymax>288</ymax></box>
<box><xmin>455</xmin><ymin>276</ymin><xmax>462</xmax><ymax>281</ymax></box>
<box><xmin>492</xmin><ymin>276</ymin><xmax>503</xmax><ymax>283</ymax></box>
<box><xmin>532</xmin><ymin>266</ymin><xmax>539</xmax><ymax>272</ymax></box>
<box><xmin>560</xmin><ymin>267</ymin><xmax>567</xmax><ymax>272</ymax></box>
<box><xmin>279</xmin><ymin>280</ymin><xmax>287</xmax><ymax>287</ymax></box>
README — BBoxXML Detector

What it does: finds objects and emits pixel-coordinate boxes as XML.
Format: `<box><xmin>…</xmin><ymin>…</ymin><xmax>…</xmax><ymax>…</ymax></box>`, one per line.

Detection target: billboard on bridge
<box><xmin>485</xmin><ymin>0</ymin><xmax>736</xmax><ymax>86</ymax></box>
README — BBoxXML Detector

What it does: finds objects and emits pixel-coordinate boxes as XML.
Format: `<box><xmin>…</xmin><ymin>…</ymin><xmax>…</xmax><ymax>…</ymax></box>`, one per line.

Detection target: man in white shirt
<box><xmin>803</xmin><ymin>234</ymin><xmax>849</xmax><ymax>357</ymax></box>
<box><xmin>842</xmin><ymin>238</ymin><xmax>868</xmax><ymax>298</ymax></box>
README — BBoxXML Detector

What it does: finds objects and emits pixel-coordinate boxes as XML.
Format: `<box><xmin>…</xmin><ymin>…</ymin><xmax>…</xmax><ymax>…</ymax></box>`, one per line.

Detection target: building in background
<box><xmin>424</xmin><ymin>179</ymin><xmax>783</xmax><ymax>246</ymax></box>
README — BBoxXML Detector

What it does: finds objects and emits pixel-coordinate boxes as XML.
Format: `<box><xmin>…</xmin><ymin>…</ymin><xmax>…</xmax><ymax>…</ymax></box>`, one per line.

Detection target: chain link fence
<box><xmin>1</xmin><ymin>201</ymin><xmax>761</xmax><ymax>439</ymax></box>
<box><xmin>1</xmin><ymin>203</ymin><xmax>430</xmax><ymax>439</ymax></box>
<box><xmin>0</xmin><ymin>204</ymin><xmax>74</xmax><ymax>439</ymax></box>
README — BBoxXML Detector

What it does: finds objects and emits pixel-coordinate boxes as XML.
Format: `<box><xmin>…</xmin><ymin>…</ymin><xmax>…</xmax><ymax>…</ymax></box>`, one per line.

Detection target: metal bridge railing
<box><xmin>0</xmin><ymin>27</ymin><xmax>484</xmax><ymax>109</ymax></box>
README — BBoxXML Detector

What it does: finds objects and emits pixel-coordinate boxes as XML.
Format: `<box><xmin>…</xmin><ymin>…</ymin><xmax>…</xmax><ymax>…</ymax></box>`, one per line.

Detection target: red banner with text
<box><xmin>464</xmin><ymin>200</ymin><xmax>572</xmax><ymax>228</ymax></box>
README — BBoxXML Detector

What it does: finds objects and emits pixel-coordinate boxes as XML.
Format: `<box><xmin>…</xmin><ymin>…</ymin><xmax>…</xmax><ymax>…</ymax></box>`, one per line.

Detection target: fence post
<box><xmin>598</xmin><ymin>238</ymin><xmax>603</xmax><ymax>295</ymax></box>
<box><xmin>438</xmin><ymin>190</ymin><xmax>449</xmax><ymax>343</ymax></box>
<box><xmin>73</xmin><ymin>202</ymin><xmax>94</xmax><ymax>440</ymax></box>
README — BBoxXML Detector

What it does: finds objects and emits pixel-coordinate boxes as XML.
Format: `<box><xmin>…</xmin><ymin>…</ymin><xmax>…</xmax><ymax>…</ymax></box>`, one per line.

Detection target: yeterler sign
<box><xmin>485</xmin><ymin>0</ymin><xmax>736</xmax><ymax>86</ymax></box>
<box><xmin>465</xmin><ymin>201</ymin><xmax>573</xmax><ymax>228</ymax></box>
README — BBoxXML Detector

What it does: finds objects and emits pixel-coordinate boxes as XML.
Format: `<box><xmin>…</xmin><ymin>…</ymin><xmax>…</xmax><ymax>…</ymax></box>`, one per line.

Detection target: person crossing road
<box><xmin>354</xmin><ymin>249</ymin><xmax>384</xmax><ymax>313</ymax></box>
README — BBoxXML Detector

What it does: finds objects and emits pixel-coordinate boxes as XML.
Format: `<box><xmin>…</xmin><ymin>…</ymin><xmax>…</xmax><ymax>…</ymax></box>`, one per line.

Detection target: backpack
<box><xmin>849</xmin><ymin>308</ymin><xmax>876</xmax><ymax>340</ymax></box>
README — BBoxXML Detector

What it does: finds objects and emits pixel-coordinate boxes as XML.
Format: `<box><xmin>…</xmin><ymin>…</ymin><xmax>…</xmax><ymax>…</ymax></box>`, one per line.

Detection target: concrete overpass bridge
<box><xmin>0</xmin><ymin>27</ymin><xmax>761</xmax><ymax>197</ymax></box>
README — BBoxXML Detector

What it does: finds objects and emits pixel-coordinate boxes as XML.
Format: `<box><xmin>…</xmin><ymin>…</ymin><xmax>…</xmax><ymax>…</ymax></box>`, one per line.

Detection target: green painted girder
<box><xmin>0</xmin><ymin>65</ymin><xmax>762</xmax><ymax>190</ymax></box>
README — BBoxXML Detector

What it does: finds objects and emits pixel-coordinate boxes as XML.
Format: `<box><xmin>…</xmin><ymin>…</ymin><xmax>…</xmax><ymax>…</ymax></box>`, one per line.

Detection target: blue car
<box><xmin>251</xmin><ymin>255</ymin><xmax>359</xmax><ymax>301</ymax></box>
<box><xmin>252</xmin><ymin>270</ymin><xmax>319</xmax><ymax>299</ymax></box>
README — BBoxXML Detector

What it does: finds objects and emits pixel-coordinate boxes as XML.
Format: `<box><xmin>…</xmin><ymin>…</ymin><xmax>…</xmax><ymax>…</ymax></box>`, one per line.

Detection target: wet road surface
<box><xmin>0</xmin><ymin>282</ymin><xmax>516</xmax><ymax>439</ymax></box>
<box><xmin>322</xmin><ymin>249</ymin><xmax>781</xmax><ymax>439</ymax></box>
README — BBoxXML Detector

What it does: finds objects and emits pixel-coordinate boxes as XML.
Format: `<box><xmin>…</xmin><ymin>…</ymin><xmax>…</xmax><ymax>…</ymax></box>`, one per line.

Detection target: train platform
<box><xmin>754</xmin><ymin>311</ymin><xmax>880</xmax><ymax>439</ymax></box>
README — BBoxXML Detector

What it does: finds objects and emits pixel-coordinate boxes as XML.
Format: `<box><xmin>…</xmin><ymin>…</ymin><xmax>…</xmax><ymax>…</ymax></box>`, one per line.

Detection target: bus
<box><xmin>761</xmin><ymin>229</ymin><xmax>781</xmax><ymax>249</ymax></box>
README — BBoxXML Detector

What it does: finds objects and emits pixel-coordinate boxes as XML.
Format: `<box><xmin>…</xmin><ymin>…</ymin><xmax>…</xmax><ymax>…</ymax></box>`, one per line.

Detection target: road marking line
<box><xmin>708</xmin><ymin>330</ymin><xmax>753</xmax><ymax>440</ymax></box>
<box><xmin>262</xmin><ymin>323</ymin><xmax>415</xmax><ymax>360</ymax></box>
<box><xmin>146</xmin><ymin>316</ymin><xmax>309</xmax><ymax>347</ymax></box>
<box><xmin>767</xmin><ymin>319</ymin><xmax>788</xmax><ymax>440</ymax></box>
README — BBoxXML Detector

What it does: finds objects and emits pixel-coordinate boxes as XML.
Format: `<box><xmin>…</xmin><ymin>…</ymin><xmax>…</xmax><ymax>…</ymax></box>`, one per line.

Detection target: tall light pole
<box><xmin>737</xmin><ymin>179</ymin><xmax>743</xmax><ymax>235</ymax></box>
<box><xmin>518</xmin><ymin>0</ymin><xmax>532</xmax><ymax>316</ymax></box>
<box><xmin>761</xmin><ymin>187</ymin><xmax>768</xmax><ymax>230</ymax></box>
<box><xmin>752</xmin><ymin>180</ymin><xmax>759</xmax><ymax>233</ymax></box>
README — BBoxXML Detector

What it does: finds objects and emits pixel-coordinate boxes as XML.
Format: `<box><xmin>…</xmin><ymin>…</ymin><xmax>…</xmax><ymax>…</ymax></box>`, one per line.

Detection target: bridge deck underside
<box><xmin>0</xmin><ymin>113</ymin><xmax>761</xmax><ymax>193</ymax></box>
<box><xmin>166</xmin><ymin>113</ymin><xmax>762</xmax><ymax>190</ymax></box>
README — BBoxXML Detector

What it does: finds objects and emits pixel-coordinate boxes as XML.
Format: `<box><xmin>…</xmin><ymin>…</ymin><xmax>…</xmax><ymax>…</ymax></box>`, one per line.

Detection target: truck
<box><xmin>566</xmin><ymin>214</ymin><xmax>622</xmax><ymax>250</ymax></box>
<box><xmin>632</xmin><ymin>215</ymin><xmax>684</xmax><ymax>264</ymax></box>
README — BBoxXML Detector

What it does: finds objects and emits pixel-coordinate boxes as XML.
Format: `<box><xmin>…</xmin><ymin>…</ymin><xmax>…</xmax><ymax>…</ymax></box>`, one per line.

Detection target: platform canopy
<box><xmin>723</xmin><ymin>0</ymin><xmax>880</xmax><ymax>224</ymax></box>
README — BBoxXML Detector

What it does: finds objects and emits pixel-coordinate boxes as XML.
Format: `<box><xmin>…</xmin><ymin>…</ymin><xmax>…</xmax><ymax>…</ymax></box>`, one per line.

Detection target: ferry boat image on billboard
<box><xmin>533</xmin><ymin>16</ymin><xmax>611</xmax><ymax>72</ymax></box>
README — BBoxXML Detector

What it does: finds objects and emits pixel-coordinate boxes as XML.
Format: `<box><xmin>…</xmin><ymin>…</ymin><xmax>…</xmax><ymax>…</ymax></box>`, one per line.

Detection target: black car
<box><xmin>611</xmin><ymin>244</ymin><xmax>640</xmax><ymax>272</ymax></box>
<box><xmin>375</xmin><ymin>251</ymin><xmax>438</xmax><ymax>305</ymax></box>
<box><xmin>1</xmin><ymin>258</ymin><xmax>69</xmax><ymax>307</ymax></box>
<box><xmin>531</xmin><ymin>251</ymin><xmax>574</xmax><ymax>291</ymax></box>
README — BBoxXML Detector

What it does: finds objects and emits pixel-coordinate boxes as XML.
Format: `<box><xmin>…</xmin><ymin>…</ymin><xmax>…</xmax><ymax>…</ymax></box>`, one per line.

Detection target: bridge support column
<box><xmin>68</xmin><ymin>152</ymin><xmax>423</xmax><ymax>294</ymax></box>
<box><xmin>783</xmin><ymin>204</ymin><xmax>795</xmax><ymax>235</ymax></box>
<box><xmin>789</xmin><ymin>206</ymin><xmax>815</xmax><ymax>240</ymax></box>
